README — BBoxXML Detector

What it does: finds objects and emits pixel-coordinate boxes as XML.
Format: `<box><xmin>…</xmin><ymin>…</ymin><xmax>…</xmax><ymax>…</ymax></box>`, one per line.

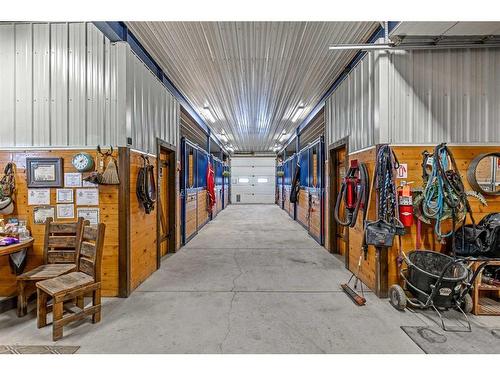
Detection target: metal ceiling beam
<box><xmin>93</xmin><ymin>21</ymin><xmax>228</xmax><ymax>153</ymax></box>
<box><xmin>279</xmin><ymin>21</ymin><xmax>399</xmax><ymax>154</ymax></box>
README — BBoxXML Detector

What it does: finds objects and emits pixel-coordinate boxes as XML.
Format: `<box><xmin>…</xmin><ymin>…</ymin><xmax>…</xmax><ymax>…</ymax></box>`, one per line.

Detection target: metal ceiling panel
<box><xmin>126</xmin><ymin>22</ymin><xmax>378</xmax><ymax>151</ymax></box>
<box><xmin>391</xmin><ymin>22</ymin><xmax>500</xmax><ymax>37</ymax></box>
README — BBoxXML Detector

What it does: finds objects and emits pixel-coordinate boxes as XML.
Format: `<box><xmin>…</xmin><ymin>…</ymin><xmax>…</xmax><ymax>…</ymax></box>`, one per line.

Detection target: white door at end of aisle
<box><xmin>231</xmin><ymin>157</ymin><xmax>276</xmax><ymax>204</ymax></box>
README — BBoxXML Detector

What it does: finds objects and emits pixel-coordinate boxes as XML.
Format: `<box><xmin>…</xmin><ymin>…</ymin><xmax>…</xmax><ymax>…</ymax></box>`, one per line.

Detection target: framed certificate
<box><xmin>57</xmin><ymin>204</ymin><xmax>75</xmax><ymax>219</ymax></box>
<box><xmin>77</xmin><ymin>207</ymin><xmax>99</xmax><ymax>225</ymax></box>
<box><xmin>56</xmin><ymin>189</ymin><xmax>74</xmax><ymax>203</ymax></box>
<box><xmin>76</xmin><ymin>188</ymin><xmax>99</xmax><ymax>206</ymax></box>
<box><xmin>26</xmin><ymin>158</ymin><xmax>63</xmax><ymax>187</ymax></box>
<box><xmin>33</xmin><ymin>206</ymin><xmax>55</xmax><ymax>224</ymax></box>
<box><xmin>27</xmin><ymin>188</ymin><xmax>51</xmax><ymax>205</ymax></box>
<box><xmin>64</xmin><ymin>172</ymin><xmax>82</xmax><ymax>188</ymax></box>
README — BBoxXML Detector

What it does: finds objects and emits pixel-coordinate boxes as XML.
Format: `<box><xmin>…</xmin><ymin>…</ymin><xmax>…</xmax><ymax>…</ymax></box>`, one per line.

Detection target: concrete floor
<box><xmin>1</xmin><ymin>205</ymin><xmax>496</xmax><ymax>353</ymax></box>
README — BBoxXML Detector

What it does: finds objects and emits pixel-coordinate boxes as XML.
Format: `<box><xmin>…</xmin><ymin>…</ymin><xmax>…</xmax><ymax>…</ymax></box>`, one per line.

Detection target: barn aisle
<box><xmin>0</xmin><ymin>205</ymin><xmax>426</xmax><ymax>353</ymax></box>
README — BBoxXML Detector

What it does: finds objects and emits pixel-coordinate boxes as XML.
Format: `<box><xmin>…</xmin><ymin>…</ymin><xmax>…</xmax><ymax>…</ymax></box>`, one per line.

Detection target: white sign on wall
<box><xmin>397</xmin><ymin>163</ymin><xmax>408</xmax><ymax>179</ymax></box>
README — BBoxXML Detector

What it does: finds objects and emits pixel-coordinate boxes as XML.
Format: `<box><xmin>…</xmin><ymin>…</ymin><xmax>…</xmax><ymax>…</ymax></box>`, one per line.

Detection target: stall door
<box><xmin>331</xmin><ymin>145</ymin><xmax>348</xmax><ymax>257</ymax></box>
<box><xmin>231</xmin><ymin>157</ymin><xmax>276</xmax><ymax>204</ymax></box>
<box><xmin>158</xmin><ymin>146</ymin><xmax>175</xmax><ymax>259</ymax></box>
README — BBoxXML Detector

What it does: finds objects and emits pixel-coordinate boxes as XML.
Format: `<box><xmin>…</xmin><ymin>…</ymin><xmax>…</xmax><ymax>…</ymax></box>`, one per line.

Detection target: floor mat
<box><xmin>0</xmin><ymin>345</ymin><xmax>79</xmax><ymax>354</ymax></box>
<box><xmin>401</xmin><ymin>326</ymin><xmax>500</xmax><ymax>354</ymax></box>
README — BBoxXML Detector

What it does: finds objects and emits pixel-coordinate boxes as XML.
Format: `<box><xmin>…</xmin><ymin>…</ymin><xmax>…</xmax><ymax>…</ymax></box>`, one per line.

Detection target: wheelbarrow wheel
<box><xmin>389</xmin><ymin>284</ymin><xmax>407</xmax><ymax>311</ymax></box>
<box><xmin>461</xmin><ymin>293</ymin><xmax>473</xmax><ymax>314</ymax></box>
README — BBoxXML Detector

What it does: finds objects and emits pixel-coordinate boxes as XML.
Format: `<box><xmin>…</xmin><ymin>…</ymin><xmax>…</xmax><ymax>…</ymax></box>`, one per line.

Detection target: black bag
<box><xmin>455</xmin><ymin>213</ymin><xmax>500</xmax><ymax>258</ymax></box>
<box><xmin>479</xmin><ymin>213</ymin><xmax>500</xmax><ymax>257</ymax></box>
<box><xmin>364</xmin><ymin>219</ymin><xmax>400</xmax><ymax>247</ymax></box>
<box><xmin>454</xmin><ymin>225</ymin><xmax>489</xmax><ymax>256</ymax></box>
<box><xmin>289</xmin><ymin>164</ymin><xmax>300</xmax><ymax>204</ymax></box>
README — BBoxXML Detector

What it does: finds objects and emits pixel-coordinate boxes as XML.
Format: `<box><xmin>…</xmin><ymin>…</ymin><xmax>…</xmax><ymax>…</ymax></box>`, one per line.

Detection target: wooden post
<box><xmin>375</xmin><ymin>247</ymin><xmax>389</xmax><ymax>298</ymax></box>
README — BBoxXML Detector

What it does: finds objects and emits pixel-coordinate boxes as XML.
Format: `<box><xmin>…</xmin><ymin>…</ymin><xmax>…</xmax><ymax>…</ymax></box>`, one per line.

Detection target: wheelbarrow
<box><xmin>389</xmin><ymin>250</ymin><xmax>488</xmax><ymax>332</ymax></box>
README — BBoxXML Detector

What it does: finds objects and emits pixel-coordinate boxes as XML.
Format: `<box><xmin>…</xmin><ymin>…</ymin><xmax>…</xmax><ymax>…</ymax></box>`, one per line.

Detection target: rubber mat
<box><xmin>0</xmin><ymin>345</ymin><xmax>79</xmax><ymax>354</ymax></box>
<box><xmin>401</xmin><ymin>326</ymin><xmax>500</xmax><ymax>354</ymax></box>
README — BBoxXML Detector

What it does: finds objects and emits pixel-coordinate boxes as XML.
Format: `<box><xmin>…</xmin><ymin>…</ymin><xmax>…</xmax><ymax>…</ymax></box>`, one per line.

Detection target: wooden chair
<box><xmin>36</xmin><ymin>223</ymin><xmax>105</xmax><ymax>341</ymax></box>
<box><xmin>16</xmin><ymin>218</ymin><xmax>85</xmax><ymax>317</ymax></box>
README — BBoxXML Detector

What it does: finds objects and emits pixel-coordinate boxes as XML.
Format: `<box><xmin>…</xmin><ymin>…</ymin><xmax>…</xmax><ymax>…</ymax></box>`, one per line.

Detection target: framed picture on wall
<box><xmin>26</xmin><ymin>158</ymin><xmax>63</xmax><ymax>188</ymax></box>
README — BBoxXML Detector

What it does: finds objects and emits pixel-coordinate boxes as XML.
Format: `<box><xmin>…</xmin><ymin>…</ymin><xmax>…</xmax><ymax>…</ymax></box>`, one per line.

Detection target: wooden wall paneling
<box><xmin>129</xmin><ymin>151</ymin><xmax>158</xmax><ymax>292</ymax></box>
<box><xmin>347</xmin><ymin>147</ymin><xmax>377</xmax><ymax>292</ymax></box>
<box><xmin>197</xmin><ymin>189</ymin><xmax>209</xmax><ymax>229</ymax></box>
<box><xmin>296</xmin><ymin>190</ymin><xmax>309</xmax><ymax>230</ymax></box>
<box><xmin>309</xmin><ymin>191</ymin><xmax>321</xmax><ymax>241</ymax></box>
<box><xmin>346</xmin><ymin>144</ymin><xmax>500</xmax><ymax>295</ymax></box>
<box><xmin>185</xmin><ymin>191</ymin><xmax>197</xmax><ymax>240</ymax></box>
<box><xmin>0</xmin><ymin>149</ymin><xmax>120</xmax><ymax>297</ymax></box>
<box><xmin>388</xmin><ymin>145</ymin><xmax>500</xmax><ymax>287</ymax></box>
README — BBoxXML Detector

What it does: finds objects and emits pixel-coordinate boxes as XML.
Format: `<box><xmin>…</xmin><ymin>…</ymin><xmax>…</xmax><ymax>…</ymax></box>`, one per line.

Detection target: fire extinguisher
<box><xmin>398</xmin><ymin>182</ymin><xmax>414</xmax><ymax>227</ymax></box>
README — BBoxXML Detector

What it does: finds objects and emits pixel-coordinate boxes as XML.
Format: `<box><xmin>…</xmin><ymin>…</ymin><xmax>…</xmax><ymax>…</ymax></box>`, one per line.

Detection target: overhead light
<box><xmin>218</xmin><ymin>129</ymin><xmax>228</xmax><ymax>143</ymax></box>
<box><xmin>203</xmin><ymin>105</ymin><xmax>216</xmax><ymax>123</ymax></box>
<box><xmin>278</xmin><ymin>130</ymin><xmax>288</xmax><ymax>142</ymax></box>
<box><xmin>328</xmin><ymin>43</ymin><xmax>394</xmax><ymax>51</ymax></box>
<box><xmin>328</xmin><ymin>42</ymin><xmax>500</xmax><ymax>51</ymax></box>
<box><xmin>291</xmin><ymin>106</ymin><xmax>305</xmax><ymax>123</ymax></box>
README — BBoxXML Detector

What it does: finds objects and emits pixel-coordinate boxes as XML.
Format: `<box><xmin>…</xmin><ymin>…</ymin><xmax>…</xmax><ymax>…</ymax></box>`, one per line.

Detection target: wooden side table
<box><xmin>0</xmin><ymin>238</ymin><xmax>34</xmax><ymax>313</ymax></box>
<box><xmin>0</xmin><ymin>238</ymin><xmax>34</xmax><ymax>273</ymax></box>
<box><xmin>470</xmin><ymin>259</ymin><xmax>500</xmax><ymax>316</ymax></box>
<box><xmin>0</xmin><ymin>238</ymin><xmax>34</xmax><ymax>256</ymax></box>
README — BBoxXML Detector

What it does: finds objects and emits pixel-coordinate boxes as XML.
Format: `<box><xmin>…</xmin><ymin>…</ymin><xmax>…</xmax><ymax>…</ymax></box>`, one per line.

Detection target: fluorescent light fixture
<box><xmin>203</xmin><ymin>105</ymin><xmax>216</xmax><ymax>123</ymax></box>
<box><xmin>219</xmin><ymin>134</ymin><xmax>228</xmax><ymax>143</ymax></box>
<box><xmin>328</xmin><ymin>43</ymin><xmax>500</xmax><ymax>51</ymax></box>
<box><xmin>291</xmin><ymin>106</ymin><xmax>305</xmax><ymax>123</ymax></box>
<box><xmin>328</xmin><ymin>44</ymin><xmax>394</xmax><ymax>51</ymax></box>
<box><xmin>257</xmin><ymin>178</ymin><xmax>268</xmax><ymax>183</ymax></box>
<box><xmin>238</xmin><ymin>177</ymin><xmax>249</xmax><ymax>183</ymax></box>
<box><xmin>278</xmin><ymin>132</ymin><xmax>288</xmax><ymax>142</ymax></box>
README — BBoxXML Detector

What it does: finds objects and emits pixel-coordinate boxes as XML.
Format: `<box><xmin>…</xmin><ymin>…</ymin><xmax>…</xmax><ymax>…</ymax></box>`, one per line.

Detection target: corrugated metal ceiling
<box><xmin>390</xmin><ymin>22</ymin><xmax>500</xmax><ymax>37</ymax></box>
<box><xmin>125</xmin><ymin>22</ymin><xmax>378</xmax><ymax>151</ymax></box>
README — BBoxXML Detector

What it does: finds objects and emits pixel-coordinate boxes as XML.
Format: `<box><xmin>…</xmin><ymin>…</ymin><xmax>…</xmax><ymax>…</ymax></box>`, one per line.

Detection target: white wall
<box><xmin>231</xmin><ymin>157</ymin><xmax>276</xmax><ymax>204</ymax></box>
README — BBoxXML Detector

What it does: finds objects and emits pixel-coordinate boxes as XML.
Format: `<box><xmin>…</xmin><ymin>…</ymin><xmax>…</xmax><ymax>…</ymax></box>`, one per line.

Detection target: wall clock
<box><xmin>71</xmin><ymin>152</ymin><xmax>95</xmax><ymax>172</ymax></box>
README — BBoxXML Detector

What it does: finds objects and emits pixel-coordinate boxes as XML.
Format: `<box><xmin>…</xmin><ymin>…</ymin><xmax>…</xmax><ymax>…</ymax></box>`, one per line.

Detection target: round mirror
<box><xmin>467</xmin><ymin>153</ymin><xmax>500</xmax><ymax>195</ymax></box>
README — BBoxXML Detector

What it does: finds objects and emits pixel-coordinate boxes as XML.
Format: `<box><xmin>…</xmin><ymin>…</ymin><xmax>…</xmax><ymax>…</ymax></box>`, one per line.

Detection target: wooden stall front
<box><xmin>294</xmin><ymin>138</ymin><xmax>325</xmax><ymax>245</ymax></box>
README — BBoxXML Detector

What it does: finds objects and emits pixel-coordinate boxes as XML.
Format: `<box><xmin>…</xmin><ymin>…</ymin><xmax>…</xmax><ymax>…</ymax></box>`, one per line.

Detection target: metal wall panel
<box><xmin>123</xmin><ymin>44</ymin><xmax>179</xmax><ymax>152</ymax></box>
<box><xmin>0</xmin><ymin>23</ymin><xmax>179</xmax><ymax>150</ymax></box>
<box><xmin>68</xmin><ymin>22</ymin><xmax>87</xmax><ymax>145</ymax></box>
<box><xmin>33</xmin><ymin>23</ymin><xmax>50</xmax><ymax>146</ymax></box>
<box><xmin>15</xmin><ymin>24</ymin><xmax>33</xmax><ymax>146</ymax></box>
<box><xmin>86</xmin><ymin>23</ymin><xmax>105</xmax><ymax>145</ymax></box>
<box><xmin>51</xmin><ymin>23</ymin><xmax>68</xmax><ymax>145</ymax></box>
<box><xmin>325</xmin><ymin>51</ymin><xmax>378</xmax><ymax>152</ymax></box>
<box><xmin>326</xmin><ymin>47</ymin><xmax>500</xmax><ymax>151</ymax></box>
<box><xmin>0</xmin><ymin>24</ymin><xmax>15</xmax><ymax>146</ymax></box>
<box><xmin>386</xmin><ymin>48</ymin><xmax>500</xmax><ymax>144</ymax></box>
